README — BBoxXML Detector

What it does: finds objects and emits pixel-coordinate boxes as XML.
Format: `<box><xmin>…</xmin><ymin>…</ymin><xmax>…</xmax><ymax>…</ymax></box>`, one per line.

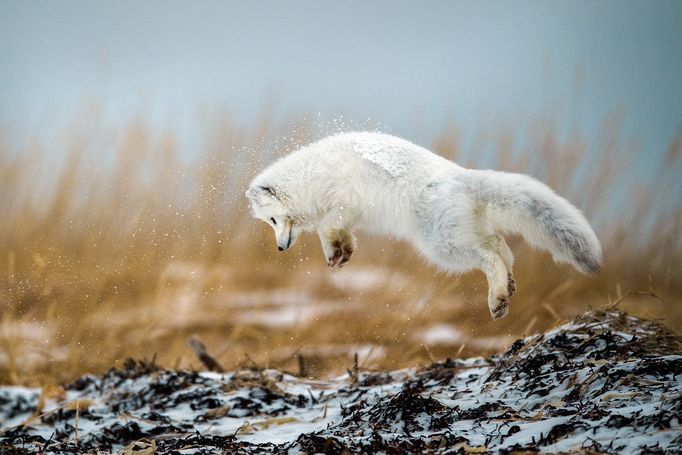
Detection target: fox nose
<box><xmin>278</xmin><ymin>246</ymin><xmax>284</xmax><ymax>251</ymax></box>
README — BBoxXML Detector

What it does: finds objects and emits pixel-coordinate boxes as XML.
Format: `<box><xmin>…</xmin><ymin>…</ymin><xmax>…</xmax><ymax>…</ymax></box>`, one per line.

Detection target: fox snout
<box><xmin>275</xmin><ymin>220</ymin><xmax>302</xmax><ymax>252</ymax></box>
<box><xmin>276</xmin><ymin>231</ymin><xmax>292</xmax><ymax>251</ymax></box>
<box><xmin>277</xmin><ymin>238</ymin><xmax>292</xmax><ymax>251</ymax></box>
<box><xmin>276</xmin><ymin>237</ymin><xmax>288</xmax><ymax>251</ymax></box>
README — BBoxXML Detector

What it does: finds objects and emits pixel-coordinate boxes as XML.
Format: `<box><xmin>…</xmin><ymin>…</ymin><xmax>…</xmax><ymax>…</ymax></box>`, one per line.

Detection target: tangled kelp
<box><xmin>1</xmin><ymin>310</ymin><xmax>680</xmax><ymax>454</ymax></box>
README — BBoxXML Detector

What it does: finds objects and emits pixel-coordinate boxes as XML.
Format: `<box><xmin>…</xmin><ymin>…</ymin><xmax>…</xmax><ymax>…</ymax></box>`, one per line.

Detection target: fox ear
<box><xmin>245</xmin><ymin>185</ymin><xmax>277</xmax><ymax>201</ymax></box>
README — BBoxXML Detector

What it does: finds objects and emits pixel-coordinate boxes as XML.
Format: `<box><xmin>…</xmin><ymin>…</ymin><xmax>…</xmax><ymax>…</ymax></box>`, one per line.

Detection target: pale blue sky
<box><xmin>1</xmin><ymin>0</ymin><xmax>681</xmax><ymax>167</ymax></box>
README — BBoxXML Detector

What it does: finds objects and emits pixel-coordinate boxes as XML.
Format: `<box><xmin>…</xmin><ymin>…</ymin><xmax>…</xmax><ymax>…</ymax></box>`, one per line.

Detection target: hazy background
<box><xmin>1</xmin><ymin>1</ymin><xmax>681</xmax><ymax>384</ymax></box>
<box><xmin>2</xmin><ymin>1</ymin><xmax>681</xmax><ymax>167</ymax></box>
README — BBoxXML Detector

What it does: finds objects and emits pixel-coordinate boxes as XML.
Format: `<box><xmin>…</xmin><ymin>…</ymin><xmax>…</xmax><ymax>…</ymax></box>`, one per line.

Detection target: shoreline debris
<box><xmin>1</xmin><ymin>310</ymin><xmax>680</xmax><ymax>454</ymax></box>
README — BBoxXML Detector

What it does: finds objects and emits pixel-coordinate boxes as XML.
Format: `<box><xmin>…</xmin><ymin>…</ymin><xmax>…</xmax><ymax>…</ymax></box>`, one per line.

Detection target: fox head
<box><xmin>245</xmin><ymin>184</ymin><xmax>304</xmax><ymax>251</ymax></box>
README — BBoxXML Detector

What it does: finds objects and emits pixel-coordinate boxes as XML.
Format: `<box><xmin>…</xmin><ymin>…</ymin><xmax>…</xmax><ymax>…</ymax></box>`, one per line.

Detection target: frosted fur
<box><xmin>246</xmin><ymin>132</ymin><xmax>602</xmax><ymax>320</ymax></box>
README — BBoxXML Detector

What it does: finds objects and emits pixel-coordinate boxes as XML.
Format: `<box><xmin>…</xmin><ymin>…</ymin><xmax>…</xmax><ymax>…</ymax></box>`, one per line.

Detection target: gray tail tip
<box><xmin>585</xmin><ymin>261</ymin><xmax>601</xmax><ymax>274</ymax></box>
<box><xmin>577</xmin><ymin>255</ymin><xmax>602</xmax><ymax>274</ymax></box>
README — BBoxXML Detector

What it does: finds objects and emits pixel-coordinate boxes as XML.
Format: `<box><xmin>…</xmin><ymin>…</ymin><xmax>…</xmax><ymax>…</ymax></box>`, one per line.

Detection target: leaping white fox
<box><xmin>246</xmin><ymin>132</ymin><xmax>601</xmax><ymax>320</ymax></box>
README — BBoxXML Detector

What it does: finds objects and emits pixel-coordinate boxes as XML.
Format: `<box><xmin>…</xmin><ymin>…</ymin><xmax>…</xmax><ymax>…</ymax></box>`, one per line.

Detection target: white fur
<box><xmin>246</xmin><ymin>132</ymin><xmax>602</xmax><ymax>320</ymax></box>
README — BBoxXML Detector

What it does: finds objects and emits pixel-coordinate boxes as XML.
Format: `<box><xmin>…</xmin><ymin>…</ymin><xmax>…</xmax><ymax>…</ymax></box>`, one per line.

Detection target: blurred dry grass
<box><xmin>1</xmin><ymin>105</ymin><xmax>680</xmax><ymax>386</ymax></box>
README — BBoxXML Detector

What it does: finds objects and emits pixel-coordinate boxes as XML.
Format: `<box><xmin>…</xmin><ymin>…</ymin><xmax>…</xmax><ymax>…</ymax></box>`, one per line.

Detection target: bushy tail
<box><xmin>472</xmin><ymin>170</ymin><xmax>602</xmax><ymax>273</ymax></box>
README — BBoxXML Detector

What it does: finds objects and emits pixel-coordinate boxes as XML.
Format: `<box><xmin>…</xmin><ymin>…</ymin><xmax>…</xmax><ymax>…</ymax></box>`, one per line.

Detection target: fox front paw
<box><xmin>489</xmin><ymin>292</ymin><xmax>510</xmax><ymax>320</ymax></box>
<box><xmin>327</xmin><ymin>238</ymin><xmax>353</xmax><ymax>268</ymax></box>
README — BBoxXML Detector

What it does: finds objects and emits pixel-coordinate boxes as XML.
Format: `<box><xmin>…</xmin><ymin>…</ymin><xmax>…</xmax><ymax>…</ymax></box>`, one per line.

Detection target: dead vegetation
<box><xmin>0</xmin><ymin>106</ymin><xmax>681</xmax><ymax>385</ymax></box>
<box><xmin>1</xmin><ymin>309</ymin><xmax>679</xmax><ymax>454</ymax></box>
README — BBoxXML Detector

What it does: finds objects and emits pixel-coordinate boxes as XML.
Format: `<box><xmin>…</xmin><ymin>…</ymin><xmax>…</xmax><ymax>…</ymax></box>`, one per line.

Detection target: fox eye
<box><xmin>270</xmin><ymin>218</ymin><xmax>277</xmax><ymax>225</ymax></box>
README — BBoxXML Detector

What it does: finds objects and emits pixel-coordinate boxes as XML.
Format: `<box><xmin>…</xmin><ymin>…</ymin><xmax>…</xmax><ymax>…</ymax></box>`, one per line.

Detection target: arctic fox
<box><xmin>246</xmin><ymin>132</ymin><xmax>601</xmax><ymax>320</ymax></box>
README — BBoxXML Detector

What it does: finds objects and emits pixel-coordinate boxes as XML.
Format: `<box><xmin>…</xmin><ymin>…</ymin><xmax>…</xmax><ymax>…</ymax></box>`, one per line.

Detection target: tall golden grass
<box><xmin>1</xmin><ymin>105</ymin><xmax>680</xmax><ymax>385</ymax></box>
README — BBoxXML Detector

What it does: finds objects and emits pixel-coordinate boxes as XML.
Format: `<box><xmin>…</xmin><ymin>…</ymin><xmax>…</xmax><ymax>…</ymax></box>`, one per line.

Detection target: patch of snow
<box><xmin>417</xmin><ymin>323</ymin><xmax>464</xmax><ymax>345</ymax></box>
<box><xmin>220</xmin><ymin>289</ymin><xmax>314</xmax><ymax>308</ymax></box>
<box><xmin>327</xmin><ymin>266</ymin><xmax>410</xmax><ymax>293</ymax></box>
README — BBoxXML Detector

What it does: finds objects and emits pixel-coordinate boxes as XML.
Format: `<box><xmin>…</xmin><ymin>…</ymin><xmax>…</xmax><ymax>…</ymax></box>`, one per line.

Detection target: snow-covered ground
<box><xmin>1</xmin><ymin>310</ymin><xmax>680</xmax><ymax>454</ymax></box>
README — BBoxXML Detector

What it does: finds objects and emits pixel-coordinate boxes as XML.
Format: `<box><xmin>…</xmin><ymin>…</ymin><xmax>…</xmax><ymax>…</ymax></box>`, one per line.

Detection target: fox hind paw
<box><xmin>507</xmin><ymin>273</ymin><xmax>516</xmax><ymax>296</ymax></box>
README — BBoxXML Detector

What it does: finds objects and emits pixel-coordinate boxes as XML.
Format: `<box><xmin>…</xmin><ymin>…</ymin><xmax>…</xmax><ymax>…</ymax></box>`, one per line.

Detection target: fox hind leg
<box><xmin>476</xmin><ymin>246</ymin><xmax>512</xmax><ymax>320</ymax></box>
<box><xmin>414</xmin><ymin>189</ymin><xmax>512</xmax><ymax>319</ymax></box>
<box><xmin>485</xmin><ymin>234</ymin><xmax>516</xmax><ymax>297</ymax></box>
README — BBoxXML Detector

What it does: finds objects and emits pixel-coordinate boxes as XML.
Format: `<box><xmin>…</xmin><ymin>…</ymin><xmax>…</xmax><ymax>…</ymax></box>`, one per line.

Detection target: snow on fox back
<box><xmin>348</xmin><ymin>132</ymin><xmax>418</xmax><ymax>179</ymax></box>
